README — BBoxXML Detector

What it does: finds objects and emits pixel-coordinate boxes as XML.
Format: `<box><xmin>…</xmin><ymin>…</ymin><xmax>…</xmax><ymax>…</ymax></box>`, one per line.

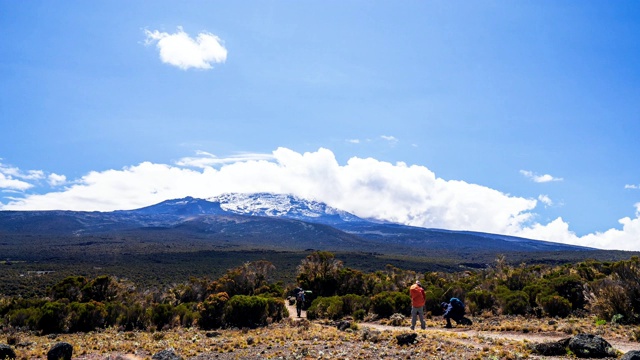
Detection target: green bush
<box><xmin>341</xmin><ymin>294</ymin><xmax>370</xmax><ymax>317</ymax></box>
<box><xmin>353</xmin><ymin>309</ymin><xmax>366</xmax><ymax>321</ymax></box>
<box><xmin>467</xmin><ymin>289</ymin><xmax>495</xmax><ymax>314</ymax></box>
<box><xmin>538</xmin><ymin>295</ymin><xmax>572</xmax><ymax>318</ymax></box>
<box><xmin>265</xmin><ymin>297</ymin><xmax>287</xmax><ymax>322</ymax></box>
<box><xmin>371</xmin><ymin>291</ymin><xmax>411</xmax><ymax>318</ymax></box>
<box><xmin>501</xmin><ymin>291</ymin><xmax>529</xmax><ymax>316</ymax></box>
<box><xmin>307</xmin><ymin>296</ymin><xmax>344</xmax><ymax>320</ymax></box>
<box><xmin>38</xmin><ymin>301</ymin><xmax>67</xmax><ymax>334</ymax></box>
<box><xmin>67</xmin><ymin>301</ymin><xmax>107</xmax><ymax>332</ymax></box>
<box><xmin>223</xmin><ymin>295</ymin><xmax>269</xmax><ymax>328</ymax></box>
<box><xmin>198</xmin><ymin>292</ymin><xmax>229</xmax><ymax>330</ymax></box>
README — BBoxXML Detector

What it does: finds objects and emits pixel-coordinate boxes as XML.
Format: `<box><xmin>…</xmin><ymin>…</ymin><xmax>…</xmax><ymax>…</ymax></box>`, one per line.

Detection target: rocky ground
<box><xmin>2</xmin><ymin>306</ymin><xmax>640</xmax><ymax>359</ymax></box>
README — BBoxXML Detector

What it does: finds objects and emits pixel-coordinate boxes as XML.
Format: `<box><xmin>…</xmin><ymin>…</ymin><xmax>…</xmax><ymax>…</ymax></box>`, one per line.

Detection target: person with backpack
<box><xmin>409</xmin><ymin>280</ymin><xmax>426</xmax><ymax>330</ymax></box>
<box><xmin>294</xmin><ymin>287</ymin><xmax>305</xmax><ymax>317</ymax></box>
<box><xmin>441</xmin><ymin>297</ymin><xmax>469</xmax><ymax>328</ymax></box>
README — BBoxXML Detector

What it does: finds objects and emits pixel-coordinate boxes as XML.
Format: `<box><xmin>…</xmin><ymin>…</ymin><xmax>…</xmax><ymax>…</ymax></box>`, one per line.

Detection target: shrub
<box><xmin>198</xmin><ymin>292</ymin><xmax>229</xmax><ymax>330</ymax></box>
<box><xmin>223</xmin><ymin>295</ymin><xmax>269</xmax><ymax>328</ymax></box>
<box><xmin>467</xmin><ymin>289</ymin><xmax>495</xmax><ymax>314</ymax></box>
<box><xmin>67</xmin><ymin>301</ymin><xmax>107</xmax><ymax>332</ymax></box>
<box><xmin>37</xmin><ymin>301</ymin><xmax>67</xmax><ymax>334</ymax></box>
<box><xmin>353</xmin><ymin>309</ymin><xmax>366</xmax><ymax>321</ymax></box>
<box><xmin>341</xmin><ymin>294</ymin><xmax>370</xmax><ymax>317</ymax></box>
<box><xmin>371</xmin><ymin>291</ymin><xmax>411</xmax><ymax>318</ymax></box>
<box><xmin>50</xmin><ymin>276</ymin><xmax>87</xmax><ymax>302</ymax></box>
<box><xmin>538</xmin><ymin>295</ymin><xmax>572</xmax><ymax>318</ymax></box>
<box><xmin>265</xmin><ymin>297</ymin><xmax>287</xmax><ymax>322</ymax></box>
<box><xmin>307</xmin><ymin>296</ymin><xmax>344</xmax><ymax>320</ymax></box>
<box><xmin>500</xmin><ymin>291</ymin><xmax>529</xmax><ymax>316</ymax></box>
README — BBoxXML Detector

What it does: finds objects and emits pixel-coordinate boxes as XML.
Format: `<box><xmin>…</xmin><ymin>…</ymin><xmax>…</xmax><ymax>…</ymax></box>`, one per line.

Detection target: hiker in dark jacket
<box><xmin>295</xmin><ymin>287</ymin><xmax>305</xmax><ymax>317</ymax></box>
<box><xmin>441</xmin><ymin>298</ymin><xmax>466</xmax><ymax>328</ymax></box>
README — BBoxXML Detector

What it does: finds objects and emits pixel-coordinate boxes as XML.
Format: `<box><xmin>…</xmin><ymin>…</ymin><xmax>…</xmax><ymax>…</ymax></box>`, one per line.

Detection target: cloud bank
<box><xmin>2</xmin><ymin>148</ymin><xmax>639</xmax><ymax>250</ymax></box>
<box><xmin>144</xmin><ymin>26</ymin><xmax>227</xmax><ymax>70</ymax></box>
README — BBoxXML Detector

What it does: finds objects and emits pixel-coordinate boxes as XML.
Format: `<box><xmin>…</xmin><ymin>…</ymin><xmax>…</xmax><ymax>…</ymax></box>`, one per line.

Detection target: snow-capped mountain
<box><xmin>207</xmin><ymin>193</ymin><xmax>364</xmax><ymax>225</ymax></box>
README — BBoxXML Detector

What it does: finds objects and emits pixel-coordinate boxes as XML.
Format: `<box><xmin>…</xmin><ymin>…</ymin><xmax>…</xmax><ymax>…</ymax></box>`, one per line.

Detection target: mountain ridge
<box><xmin>0</xmin><ymin>193</ymin><xmax>593</xmax><ymax>254</ymax></box>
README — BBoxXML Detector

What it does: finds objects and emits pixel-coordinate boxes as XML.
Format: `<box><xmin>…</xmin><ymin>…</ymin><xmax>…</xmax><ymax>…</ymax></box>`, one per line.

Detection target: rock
<box><xmin>152</xmin><ymin>349</ymin><xmax>182</xmax><ymax>360</ymax></box>
<box><xmin>568</xmin><ymin>333</ymin><xmax>617</xmax><ymax>358</ymax></box>
<box><xmin>0</xmin><ymin>344</ymin><xmax>16</xmax><ymax>360</ymax></box>
<box><xmin>622</xmin><ymin>350</ymin><xmax>640</xmax><ymax>360</ymax></box>
<box><xmin>47</xmin><ymin>342</ymin><xmax>73</xmax><ymax>360</ymax></box>
<box><xmin>389</xmin><ymin>313</ymin><xmax>405</xmax><ymax>326</ymax></box>
<box><xmin>532</xmin><ymin>341</ymin><xmax>567</xmax><ymax>356</ymax></box>
<box><xmin>336</xmin><ymin>320</ymin><xmax>351</xmax><ymax>331</ymax></box>
<box><xmin>396</xmin><ymin>332</ymin><xmax>417</xmax><ymax>346</ymax></box>
<box><xmin>205</xmin><ymin>331</ymin><xmax>222</xmax><ymax>338</ymax></box>
<box><xmin>361</xmin><ymin>328</ymin><xmax>382</xmax><ymax>343</ymax></box>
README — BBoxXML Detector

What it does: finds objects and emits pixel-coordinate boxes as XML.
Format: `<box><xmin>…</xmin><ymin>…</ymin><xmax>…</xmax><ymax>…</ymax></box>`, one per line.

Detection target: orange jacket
<box><xmin>410</xmin><ymin>283</ymin><xmax>426</xmax><ymax>308</ymax></box>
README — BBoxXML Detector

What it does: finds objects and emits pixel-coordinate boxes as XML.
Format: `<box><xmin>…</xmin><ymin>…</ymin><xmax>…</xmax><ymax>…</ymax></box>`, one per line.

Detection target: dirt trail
<box><xmin>284</xmin><ymin>302</ymin><xmax>638</xmax><ymax>357</ymax></box>
<box><xmin>357</xmin><ymin>322</ymin><xmax>639</xmax><ymax>355</ymax></box>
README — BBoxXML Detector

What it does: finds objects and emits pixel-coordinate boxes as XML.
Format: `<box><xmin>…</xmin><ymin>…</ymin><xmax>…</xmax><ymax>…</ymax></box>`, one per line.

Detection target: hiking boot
<box><xmin>444</xmin><ymin>324</ymin><xmax>452</xmax><ymax>328</ymax></box>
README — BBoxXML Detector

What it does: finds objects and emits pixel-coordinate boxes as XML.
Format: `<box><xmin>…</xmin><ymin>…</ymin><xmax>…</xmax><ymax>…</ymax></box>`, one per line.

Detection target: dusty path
<box><xmin>285</xmin><ymin>299</ymin><xmax>306</xmax><ymax>319</ymax></box>
<box><xmin>284</xmin><ymin>302</ymin><xmax>638</xmax><ymax>356</ymax></box>
<box><xmin>357</xmin><ymin>322</ymin><xmax>639</xmax><ymax>356</ymax></box>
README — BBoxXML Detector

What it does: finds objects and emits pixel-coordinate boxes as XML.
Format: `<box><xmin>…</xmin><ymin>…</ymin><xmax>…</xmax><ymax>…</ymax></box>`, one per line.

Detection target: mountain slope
<box><xmin>0</xmin><ymin>193</ymin><xmax>594</xmax><ymax>255</ymax></box>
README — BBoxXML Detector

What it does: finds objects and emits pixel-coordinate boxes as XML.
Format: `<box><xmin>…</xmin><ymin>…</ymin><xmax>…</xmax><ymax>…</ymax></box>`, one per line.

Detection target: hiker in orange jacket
<box><xmin>409</xmin><ymin>280</ymin><xmax>426</xmax><ymax>330</ymax></box>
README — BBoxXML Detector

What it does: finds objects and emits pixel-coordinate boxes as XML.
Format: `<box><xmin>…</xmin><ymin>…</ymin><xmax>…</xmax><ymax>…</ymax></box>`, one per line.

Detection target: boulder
<box><xmin>622</xmin><ymin>350</ymin><xmax>640</xmax><ymax>360</ymax></box>
<box><xmin>568</xmin><ymin>333</ymin><xmax>617</xmax><ymax>358</ymax></box>
<box><xmin>532</xmin><ymin>341</ymin><xmax>567</xmax><ymax>356</ymax></box>
<box><xmin>336</xmin><ymin>321</ymin><xmax>351</xmax><ymax>331</ymax></box>
<box><xmin>0</xmin><ymin>344</ymin><xmax>16</xmax><ymax>360</ymax></box>
<box><xmin>152</xmin><ymin>349</ymin><xmax>182</xmax><ymax>360</ymax></box>
<box><xmin>47</xmin><ymin>342</ymin><xmax>73</xmax><ymax>360</ymax></box>
<box><xmin>396</xmin><ymin>332</ymin><xmax>417</xmax><ymax>346</ymax></box>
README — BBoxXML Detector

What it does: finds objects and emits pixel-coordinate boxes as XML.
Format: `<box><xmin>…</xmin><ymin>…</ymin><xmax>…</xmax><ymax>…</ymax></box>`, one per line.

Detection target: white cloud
<box><xmin>48</xmin><ymin>173</ymin><xmax>67</xmax><ymax>186</ymax></box>
<box><xmin>2</xmin><ymin>148</ymin><xmax>640</xmax><ymax>251</ymax></box>
<box><xmin>144</xmin><ymin>26</ymin><xmax>227</xmax><ymax>70</ymax></box>
<box><xmin>0</xmin><ymin>173</ymin><xmax>32</xmax><ymax>191</ymax></box>
<box><xmin>520</xmin><ymin>170</ymin><xmax>563</xmax><ymax>183</ymax></box>
<box><xmin>625</xmin><ymin>184</ymin><xmax>639</xmax><ymax>190</ymax></box>
<box><xmin>347</xmin><ymin>139</ymin><xmax>360</xmax><ymax>144</ymax></box>
<box><xmin>176</xmin><ymin>152</ymin><xmax>275</xmax><ymax>168</ymax></box>
<box><xmin>538</xmin><ymin>194</ymin><xmax>553</xmax><ymax>207</ymax></box>
<box><xmin>380</xmin><ymin>135</ymin><xmax>398</xmax><ymax>144</ymax></box>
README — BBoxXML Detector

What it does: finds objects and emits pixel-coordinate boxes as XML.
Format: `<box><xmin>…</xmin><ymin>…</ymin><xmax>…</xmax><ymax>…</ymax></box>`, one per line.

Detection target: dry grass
<box><xmin>3</xmin><ymin>315</ymin><xmax>637</xmax><ymax>359</ymax></box>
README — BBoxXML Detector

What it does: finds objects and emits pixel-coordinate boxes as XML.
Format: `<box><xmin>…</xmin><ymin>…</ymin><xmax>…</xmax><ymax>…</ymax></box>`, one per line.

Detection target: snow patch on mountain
<box><xmin>208</xmin><ymin>193</ymin><xmax>363</xmax><ymax>223</ymax></box>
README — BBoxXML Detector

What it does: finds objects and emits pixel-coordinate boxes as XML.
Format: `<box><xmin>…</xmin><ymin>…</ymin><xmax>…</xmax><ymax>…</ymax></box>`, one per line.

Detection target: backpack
<box><xmin>450</xmin><ymin>297</ymin><xmax>464</xmax><ymax>312</ymax></box>
<box><xmin>296</xmin><ymin>291</ymin><xmax>305</xmax><ymax>302</ymax></box>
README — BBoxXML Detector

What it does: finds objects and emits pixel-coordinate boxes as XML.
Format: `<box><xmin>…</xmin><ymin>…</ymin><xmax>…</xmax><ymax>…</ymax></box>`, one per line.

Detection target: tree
<box><xmin>296</xmin><ymin>251</ymin><xmax>343</xmax><ymax>297</ymax></box>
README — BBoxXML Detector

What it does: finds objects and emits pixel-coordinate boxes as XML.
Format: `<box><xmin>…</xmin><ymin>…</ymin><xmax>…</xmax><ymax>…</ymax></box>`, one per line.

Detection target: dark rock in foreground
<box><xmin>47</xmin><ymin>342</ymin><xmax>73</xmax><ymax>360</ymax></box>
<box><xmin>568</xmin><ymin>333</ymin><xmax>617</xmax><ymax>358</ymax></box>
<box><xmin>0</xmin><ymin>344</ymin><xmax>16</xmax><ymax>360</ymax></box>
<box><xmin>152</xmin><ymin>349</ymin><xmax>182</xmax><ymax>360</ymax></box>
<box><xmin>396</xmin><ymin>332</ymin><xmax>417</xmax><ymax>346</ymax></box>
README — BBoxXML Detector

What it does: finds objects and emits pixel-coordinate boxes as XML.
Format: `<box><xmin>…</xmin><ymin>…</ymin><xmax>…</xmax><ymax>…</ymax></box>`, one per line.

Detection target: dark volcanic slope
<box><xmin>0</xmin><ymin>195</ymin><xmax>594</xmax><ymax>257</ymax></box>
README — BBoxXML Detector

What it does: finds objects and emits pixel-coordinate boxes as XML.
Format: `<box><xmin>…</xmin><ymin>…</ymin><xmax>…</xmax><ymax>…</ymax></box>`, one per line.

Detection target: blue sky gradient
<box><xmin>1</xmin><ymin>1</ymin><xmax>639</xmax><ymax>249</ymax></box>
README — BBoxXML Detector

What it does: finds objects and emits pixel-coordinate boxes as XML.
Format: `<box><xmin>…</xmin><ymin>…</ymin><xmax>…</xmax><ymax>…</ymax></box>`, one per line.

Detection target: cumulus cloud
<box><xmin>144</xmin><ymin>26</ymin><xmax>227</xmax><ymax>70</ymax></box>
<box><xmin>520</xmin><ymin>170</ymin><xmax>563</xmax><ymax>183</ymax></box>
<box><xmin>0</xmin><ymin>173</ymin><xmax>32</xmax><ymax>191</ymax></box>
<box><xmin>2</xmin><ymin>148</ymin><xmax>640</xmax><ymax>251</ymax></box>
<box><xmin>47</xmin><ymin>173</ymin><xmax>67</xmax><ymax>186</ymax></box>
<box><xmin>625</xmin><ymin>184</ymin><xmax>639</xmax><ymax>190</ymax></box>
<box><xmin>538</xmin><ymin>194</ymin><xmax>553</xmax><ymax>207</ymax></box>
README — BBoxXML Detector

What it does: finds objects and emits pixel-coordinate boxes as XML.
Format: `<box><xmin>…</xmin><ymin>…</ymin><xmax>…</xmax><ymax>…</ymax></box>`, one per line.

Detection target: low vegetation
<box><xmin>3</xmin><ymin>252</ymin><xmax>640</xmax><ymax>339</ymax></box>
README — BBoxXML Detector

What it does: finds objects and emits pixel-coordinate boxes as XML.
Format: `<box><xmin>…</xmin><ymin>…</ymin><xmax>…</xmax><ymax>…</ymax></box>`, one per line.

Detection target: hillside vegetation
<box><xmin>3</xmin><ymin>252</ymin><xmax>640</xmax><ymax>336</ymax></box>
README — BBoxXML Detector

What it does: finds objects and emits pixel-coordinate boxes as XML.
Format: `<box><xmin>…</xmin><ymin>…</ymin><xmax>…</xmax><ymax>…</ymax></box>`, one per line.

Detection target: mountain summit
<box><xmin>207</xmin><ymin>193</ymin><xmax>364</xmax><ymax>225</ymax></box>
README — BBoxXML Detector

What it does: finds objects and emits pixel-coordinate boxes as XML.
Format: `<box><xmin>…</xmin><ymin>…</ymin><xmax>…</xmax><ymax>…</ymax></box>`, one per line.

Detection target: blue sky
<box><xmin>1</xmin><ymin>1</ymin><xmax>639</xmax><ymax>250</ymax></box>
